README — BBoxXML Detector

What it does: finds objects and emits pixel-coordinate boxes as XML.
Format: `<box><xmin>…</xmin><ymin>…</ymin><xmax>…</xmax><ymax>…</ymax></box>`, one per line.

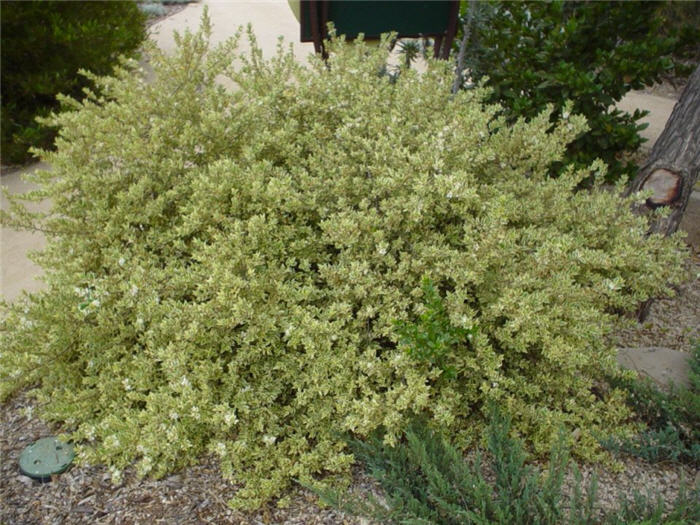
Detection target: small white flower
<box><xmin>130</xmin><ymin>285</ymin><xmax>139</xmax><ymax>296</ymax></box>
<box><xmin>170</xmin><ymin>411</ymin><xmax>179</xmax><ymax>420</ymax></box>
<box><xmin>122</xmin><ymin>378</ymin><xmax>132</xmax><ymax>391</ymax></box>
<box><xmin>214</xmin><ymin>442</ymin><xmax>227</xmax><ymax>456</ymax></box>
<box><xmin>106</xmin><ymin>435</ymin><xmax>121</xmax><ymax>449</ymax></box>
<box><xmin>118</xmin><ymin>257</ymin><xmax>125</xmax><ymax>266</ymax></box>
<box><xmin>190</xmin><ymin>406</ymin><xmax>200</xmax><ymax>420</ymax></box>
<box><xmin>562</xmin><ymin>111</ymin><xmax>570</xmax><ymax>120</ymax></box>
<box><xmin>262</xmin><ymin>435</ymin><xmax>277</xmax><ymax>446</ymax></box>
<box><xmin>604</xmin><ymin>279</ymin><xmax>620</xmax><ymax>291</ymax></box>
<box><xmin>180</xmin><ymin>376</ymin><xmax>191</xmax><ymax>388</ymax></box>
<box><xmin>109</xmin><ymin>466</ymin><xmax>123</xmax><ymax>484</ymax></box>
<box><xmin>224</xmin><ymin>412</ymin><xmax>238</xmax><ymax>426</ymax></box>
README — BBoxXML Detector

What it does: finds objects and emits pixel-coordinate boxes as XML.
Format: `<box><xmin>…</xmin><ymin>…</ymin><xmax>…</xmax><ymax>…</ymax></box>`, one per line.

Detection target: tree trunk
<box><xmin>625</xmin><ymin>64</ymin><xmax>700</xmax><ymax>320</ymax></box>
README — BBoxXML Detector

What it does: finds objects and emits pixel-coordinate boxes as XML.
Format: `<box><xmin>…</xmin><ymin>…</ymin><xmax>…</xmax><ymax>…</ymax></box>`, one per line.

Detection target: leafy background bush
<box><xmin>0</xmin><ymin>0</ymin><xmax>146</xmax><ymax>165</ymax></box>
<box><xmin>0</xmin><ymin>15</ymin><xmax>687</xmax><ymax>509</ymax></box>
<box><xmin>457</xmin><ymin>0</ymin><xmax>697</xmax><ymax>183</ymax></box>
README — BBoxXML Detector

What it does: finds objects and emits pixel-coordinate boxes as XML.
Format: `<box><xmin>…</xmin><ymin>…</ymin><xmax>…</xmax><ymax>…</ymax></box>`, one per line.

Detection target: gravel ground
<box><xmin>614</xmin><ymin>255</ymin><xmax>700</xmax><ymax>353</ymax></box>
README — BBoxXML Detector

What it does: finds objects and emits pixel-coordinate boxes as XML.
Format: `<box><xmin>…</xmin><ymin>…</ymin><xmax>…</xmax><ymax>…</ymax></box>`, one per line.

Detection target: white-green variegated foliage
<box><xmin>0</xmin><ymin>13</ymin><xmax>687</xmax><ymax>509</ymax></box>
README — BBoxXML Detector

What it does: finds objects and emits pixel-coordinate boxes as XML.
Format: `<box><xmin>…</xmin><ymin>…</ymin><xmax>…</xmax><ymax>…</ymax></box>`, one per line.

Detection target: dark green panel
<box><xmin>301</xmin><ymin>1</ymin><xmax>453</xmax><ymax>41</ymax></box>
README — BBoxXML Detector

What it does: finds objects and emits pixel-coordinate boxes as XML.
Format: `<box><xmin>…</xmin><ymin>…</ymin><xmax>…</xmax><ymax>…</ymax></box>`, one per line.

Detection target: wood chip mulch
<box><xmin>0</xmin><ymin>391</ymin><xmax>361</xmax><ymax>524</ymax></box>
<box><xmin>2</xmin><ymin>385</ymin><xmax>697</xmax><ymax>524</ymax></box>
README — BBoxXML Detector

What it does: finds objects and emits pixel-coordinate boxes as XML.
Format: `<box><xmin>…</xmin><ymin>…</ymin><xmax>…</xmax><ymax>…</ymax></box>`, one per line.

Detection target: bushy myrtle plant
<box><xmin>0</xmin><ymin>14</ymin><xmax>687</xmax><ymax>509</ymax></box>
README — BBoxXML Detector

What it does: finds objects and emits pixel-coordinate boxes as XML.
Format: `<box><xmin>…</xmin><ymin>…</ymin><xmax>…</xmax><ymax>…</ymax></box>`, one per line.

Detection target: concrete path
<box><xmin>1</xmin><ymin>164</ymin><xmax>50</xmax><ymax>302</ymax></box>
<box><xmin>617</xmin><ymin>92</ymin><xmax>678</xmax><ymax>151</ymax></box>
<box><xmin>149</xmin><ymin>0</ymin><xmax>314</xmax><ymax>60</ymax></box>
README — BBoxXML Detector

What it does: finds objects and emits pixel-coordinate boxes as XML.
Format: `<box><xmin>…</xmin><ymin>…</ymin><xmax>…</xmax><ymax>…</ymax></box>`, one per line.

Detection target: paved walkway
<box><xmin>617</xmin><ymin>92</ymin><xmax>679</xmax><ymax>151</ymax></box>
<box><xmin>149</xmin><ymin>0</ymin><xmax>314</xmax><ymax>60</ymax></box>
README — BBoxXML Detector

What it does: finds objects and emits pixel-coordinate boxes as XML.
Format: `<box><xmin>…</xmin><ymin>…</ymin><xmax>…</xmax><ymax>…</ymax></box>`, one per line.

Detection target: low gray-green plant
<box><xmin>310</xmin><ymin>407</ymin><xmax>596</xmax><ymax>525</ymax></box>
<box><xmin>138</xmin><ymin>3</ymin><xmax>166</xmax><ymax>17</ymax></box>
<box><xmin>310</xmin><ymin>409</ymin><xmax>699</xmax><ymax>524</ymax></box>
<box><xmin>603</xmin><ymin>482</ymin><xmax>699</xmax><ymax>525</ymax></box>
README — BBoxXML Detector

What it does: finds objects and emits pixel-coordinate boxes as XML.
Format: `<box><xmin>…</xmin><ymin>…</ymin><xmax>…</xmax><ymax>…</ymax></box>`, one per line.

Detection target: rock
<box><xmin>617</xmin><ymin>346</ymin><xmax>692</xmax><ymax>389</ymax></box>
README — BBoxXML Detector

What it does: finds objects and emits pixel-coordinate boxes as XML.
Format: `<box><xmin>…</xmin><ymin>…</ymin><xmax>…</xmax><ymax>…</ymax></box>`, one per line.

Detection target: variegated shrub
<box><xmin>0</xmin><ymin>13</ymin><xmax>687</xmax><ymax>509</ymax></box>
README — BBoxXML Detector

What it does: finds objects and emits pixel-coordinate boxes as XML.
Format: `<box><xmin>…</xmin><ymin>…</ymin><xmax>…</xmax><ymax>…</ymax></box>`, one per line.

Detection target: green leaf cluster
<box><xmin>1</xmin><ymin>0</ymin><xmax>146</xmax><ymax>164</ymax></box>
<box><xmin>394</xmin><ymin>278</ymin><xmax>478</xmax><ymax>380</ymax></box>
<box><xmin>458</xmin><ymin>1</ymin><xmax>696</xmax><ymax>183</ymax></box>
<box><xmin>0</xmin><ymin>13</ymin><xmax>687</xmax><ymax>509</ymax></box>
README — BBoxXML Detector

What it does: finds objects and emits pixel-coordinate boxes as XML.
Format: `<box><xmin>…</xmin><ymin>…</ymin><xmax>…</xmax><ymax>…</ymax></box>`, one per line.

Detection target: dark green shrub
<box><xmin>1</xmin><ymin>0</ymin><xmax>146</xmax><ymax>164</ymax></box>
<box><xmin>656</xmin><ymin>2</ymin><xmax>700</xmax><ymax>68</ymax></box>
<box><xmin>457</xmin><ymin>1</ymin><xmax>694</xmax><ymax>183</ymax></box>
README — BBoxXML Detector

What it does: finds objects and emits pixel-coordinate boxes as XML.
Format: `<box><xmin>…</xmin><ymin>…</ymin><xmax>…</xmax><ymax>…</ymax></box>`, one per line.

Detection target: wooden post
<box><xmin>625</xmin><ymin>65</ymin><xmax>700</xmax><ymax>320</ymax></box>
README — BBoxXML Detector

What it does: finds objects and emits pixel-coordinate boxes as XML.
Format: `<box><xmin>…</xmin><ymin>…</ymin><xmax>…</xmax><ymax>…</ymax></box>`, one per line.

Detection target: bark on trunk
<box><xmin>625</xmin><ymin>64</ymin><xmax>700</xmax><ymax>320</ymax></box>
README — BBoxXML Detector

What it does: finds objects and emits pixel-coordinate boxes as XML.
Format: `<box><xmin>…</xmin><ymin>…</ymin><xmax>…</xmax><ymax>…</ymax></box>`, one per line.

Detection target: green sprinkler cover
<box><xmin>19</xmin><ymin>437</ymin><xmax>75</xmax><ymax>481</ymax></box>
